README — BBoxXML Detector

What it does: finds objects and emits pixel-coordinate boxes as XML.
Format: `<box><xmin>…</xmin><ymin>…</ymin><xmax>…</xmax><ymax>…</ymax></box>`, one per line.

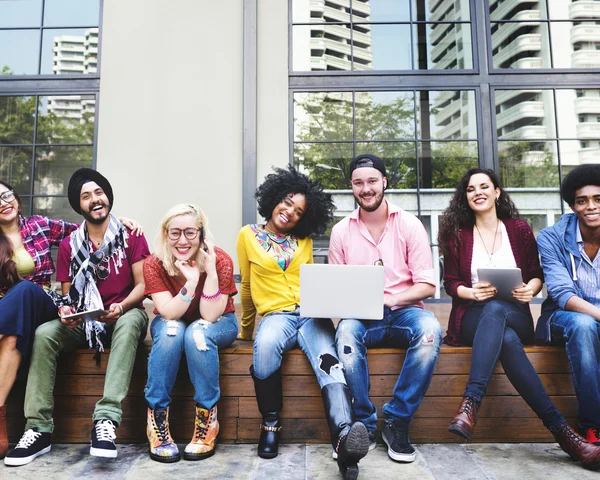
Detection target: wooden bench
<box><xmin>7</xmin><ymin>303</ymin><xmax>576</xmax><ymax>444</ymax></box>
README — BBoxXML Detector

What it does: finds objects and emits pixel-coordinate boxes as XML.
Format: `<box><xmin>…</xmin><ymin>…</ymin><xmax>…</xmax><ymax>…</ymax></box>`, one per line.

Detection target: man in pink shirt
<box><xmin>329</xmin><ymin>154</ymin><xmax>442</xmax><ymax>464</ymax></box>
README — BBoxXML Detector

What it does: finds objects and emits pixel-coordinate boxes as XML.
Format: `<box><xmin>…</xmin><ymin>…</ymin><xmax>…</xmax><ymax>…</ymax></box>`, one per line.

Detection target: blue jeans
<box><xmin>550</xmin><ymin>310</ymin><xmax>600</xmax><ymax>430</ymax></box>
<box><xmin>461</xmin><ymin>300</ymin><xmax>564</xmax><ymax>429</ymax></box>
<box><xmin>253</xmin><ymin>310</ymin><xmax>346</xmax><ymax>387</ymax></box>
<box><xmin>336</xmin><ymin>306</ymin><xmax>442</xmax><ymax>431</ymax></box>
<box><xmin>145</xmin><ymin>313</ymin><xmax>238</xmax><ymax>410</ymax></box>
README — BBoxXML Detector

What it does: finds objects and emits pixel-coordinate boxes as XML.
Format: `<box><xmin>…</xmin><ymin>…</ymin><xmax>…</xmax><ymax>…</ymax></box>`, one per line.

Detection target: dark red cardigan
<box><xmin>442</xmin><ymin>218</ymin><xmax>544</xmax><ymax>346</ymax></box>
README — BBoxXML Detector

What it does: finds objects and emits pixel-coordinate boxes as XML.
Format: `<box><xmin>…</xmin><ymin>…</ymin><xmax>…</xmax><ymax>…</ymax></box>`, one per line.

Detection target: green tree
<box><xmin>498</xmin><ymin>141</ymin><xmax>559</xmax><ymax>188</ymax></box>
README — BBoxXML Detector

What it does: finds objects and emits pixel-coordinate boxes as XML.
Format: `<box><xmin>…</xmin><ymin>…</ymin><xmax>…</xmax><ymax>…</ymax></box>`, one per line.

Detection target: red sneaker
<box><xmin>586</xmin><ymin>428</ymin><xmax>600</xmax><ymax>446</ymax></box>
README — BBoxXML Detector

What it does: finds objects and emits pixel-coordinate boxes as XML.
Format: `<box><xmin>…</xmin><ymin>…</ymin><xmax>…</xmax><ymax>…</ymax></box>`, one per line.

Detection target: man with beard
<box><xmin>329</xmin><ymin>154</ymin><xmax>441</xmax><ymax>464</ymax></box>
<box><xmin>536</xmin><ymin>164</ymin><xmax>600</xmax><ymax>447</ymax></box>
<box><xmin>5</xmin><ymin>168</ymin><xmax>149</xmax><ymax>466</ymax></box>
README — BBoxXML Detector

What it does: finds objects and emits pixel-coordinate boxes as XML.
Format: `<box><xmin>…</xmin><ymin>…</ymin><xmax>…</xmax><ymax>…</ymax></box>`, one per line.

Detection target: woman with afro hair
<box><xmin>236</xmin><ymin>166</ymin><xmax>369</xmax><ymax>480</ymax></box>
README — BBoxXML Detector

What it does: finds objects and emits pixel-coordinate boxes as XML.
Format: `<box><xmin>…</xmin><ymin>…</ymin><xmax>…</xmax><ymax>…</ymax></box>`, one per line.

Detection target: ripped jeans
<box><xmin>253</xmin><ymin>310</ymin><xmax>346</xmax><ymax>387</ymax></box>
<box><xmin>145</xmin><ymin>313</ymin><xmax>238</xmax><ymax>411</ymax></box>
<box><xmin>336</xmin><ymin>306</ymin><xmax>442</xmax><ymax>431</ymax></box>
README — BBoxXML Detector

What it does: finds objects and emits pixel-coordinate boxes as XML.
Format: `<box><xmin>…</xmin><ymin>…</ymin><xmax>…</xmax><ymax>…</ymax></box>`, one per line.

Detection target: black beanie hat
<box><xmin>68</xmin><ymin>168</ymin><xmax>114</xmax><ymax>214</ymax></box>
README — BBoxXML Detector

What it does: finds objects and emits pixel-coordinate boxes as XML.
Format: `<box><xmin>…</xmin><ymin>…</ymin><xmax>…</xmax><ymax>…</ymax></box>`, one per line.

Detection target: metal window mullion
<box><xmin>29</xmin><ymin>95</ymin><xmax>40</xmax><ymax>215</ymax></box>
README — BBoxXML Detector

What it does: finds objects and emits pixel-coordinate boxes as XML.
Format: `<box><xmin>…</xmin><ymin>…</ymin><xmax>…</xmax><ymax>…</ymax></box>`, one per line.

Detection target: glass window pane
<box><xmin>0</xmin><ymin>0</ymin><xmax>42</xmax><ymax>27</ymax></box>
<box><xmin>556</xmin><ymin>89</ymin><xmax>600</xmax><ymax>139</ymax></box>
<box><xmin>36</xmin><ymin>95</ymin><xmax>95</xmax><ymax>144</ymax></box>
<box><xmin>520</xmin><ymin>214</ymin><xmax>550</xmax><ymax>236</ymax></box>
<box><xmin>414</xmin><ymin>0</ymin><xmax>471</xmax><ymax>22</ymax></box>
<box><xmin>414</xmin><ymin>23</ymin><xmax>473</xmax><ymax>70</ymax></box>
<box><xmin>34</xmin><ymin>145</ymin><xmax>93</xmax><ymax>194</ymax></box>
<box><xmin>549</xmin><ymin>0</ymin><xmax>600</xmax><ymax>20</ymax></box>
<box><xmin>294</xmin><ymin>92</ymin><xmax>354</xmax><ymax>142</ymax></box>
<box><xmin>495</xmin><ymin>90</ymin><xmax>556</xmax><ymax>140</ymax></box>
<box><xmin>292</xmin><ymin>24</ymin><xmax>353</xmax><ymax>71</ymax></box>
<box><xmin>41</xmin><ymin>28</ymin><xmax>97</xmax><ymax>75</ymax></box>
<box><xmin>561</xmin><ymin>21</ymin><xmax>600</xmax><ymax>68</ymax></box>
<box><xmin>367</xmin><ymin>0</ymin><xmax>410</xmax><ymax>22</ymax></box>
<box><xmin>560</xmin><ymin>140</ymin><xmax>600</xmax><ymax>167</ymax></box>
<box><xmin>355</xmin><ymin>92</ymin><xmax>415</xmax><ymax>141</ymax></box>
<box><xmin>33</xmin><ymin>195</ymin><xmax>79</xmax><ymax>223</ymax></box>
<box><xmin>490</xmin><ymin>0</ymin><xmax>547</xmax><ymax>21</ymax></box>
<box><xmin>356</xmin><ymin>141</ymin><xmax>417</xmax><ymax>189</ymax></box>
<box><xmin>0</xmin><ymin>96</ymin><xmax>36</xmax><ymax>144</ymax></box>
<box><xmin>361</xmin><ymin>23</ymin><xmax>411</xmax><ymax>70</ymax></box>
<box><xmin>294</xmin><ymin>142</ymin><xmax>354</xmax><ymax>189</ymax></box>
<box><xmin>498</xmin><ymin>140</ymin><xmax>560</xmax><ymax>188</ymax></box>
<box><xmin>418</xmin><ymin>90</ymin><xmax>477</xmax><ymax>140</ymax></box>
<box><xmin>491</xmin><ymin>22</ymin><xmax>550</xmax><ymax>69</ymax></box>
<box><xmin>43</xmin><ymin>0</ymin><xmax>100</xmax><ymax>27</ymax></box>
<box><xmin>0</xmin><ymin>30</ymin><xmax>40</xmax><ymax>75</ymax></box>
<box><xmin>0</xmin><ymin>147</ymin><xmax>32</xmax><ymax>194</ymax></box>
<box><xmin>419</xmin><ymin>141</ymin><xmax>478</xmax><ymax>188</ymax></box>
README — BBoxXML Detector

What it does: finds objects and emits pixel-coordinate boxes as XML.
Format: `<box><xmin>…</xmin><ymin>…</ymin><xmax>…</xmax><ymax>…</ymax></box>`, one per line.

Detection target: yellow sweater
<box><xmin>236</xmin><ymin>225</ymin><xmax>313</xmax><ymax>338</ymax></box>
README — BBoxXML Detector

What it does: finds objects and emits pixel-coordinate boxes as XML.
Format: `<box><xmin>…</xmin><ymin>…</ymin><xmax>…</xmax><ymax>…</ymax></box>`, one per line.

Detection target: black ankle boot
<box><xmin>250</xmin><ymin>366</ymin><xmax>283</xmax><ymax>459</ymax></box>
<box><xmin>322</xmin><ymin>383</ymin><xmax>370</xmax><ymax>480</ymax></box>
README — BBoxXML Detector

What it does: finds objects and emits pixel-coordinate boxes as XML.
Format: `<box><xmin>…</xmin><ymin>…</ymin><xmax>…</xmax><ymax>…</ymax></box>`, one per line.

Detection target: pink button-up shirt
<box><xmin>328</xmin><ymin>201</ymin><xmax>435</xmax><ymax>309</ymax></box>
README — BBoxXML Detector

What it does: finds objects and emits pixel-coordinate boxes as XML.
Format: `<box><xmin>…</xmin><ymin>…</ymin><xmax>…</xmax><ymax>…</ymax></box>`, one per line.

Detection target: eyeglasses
<box><xmin>166</xmin><ymin>227</ymin><xmax>200</xmax><ymax>241</ymax></box>
<box><xmin>0</xmin><ymin>190</ymin><xmax>15</xmax><ymax>204</ymax></box>
<box><xmin>90</xmin><ymin>250</ymin><xmax>109</xmax><ymax>280</ymax></box>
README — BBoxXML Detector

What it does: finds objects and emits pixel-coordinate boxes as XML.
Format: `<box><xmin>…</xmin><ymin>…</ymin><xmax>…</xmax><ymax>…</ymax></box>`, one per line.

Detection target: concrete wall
<box><xmin>97</xmin><ymin>0</ymin><xmax>245</xmax><ymax>258</ymax></box>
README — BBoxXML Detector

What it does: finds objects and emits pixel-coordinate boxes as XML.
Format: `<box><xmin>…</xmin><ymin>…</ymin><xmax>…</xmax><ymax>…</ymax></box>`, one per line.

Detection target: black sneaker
<box><xmin>90</xmin><ymin>419</ymin><xmax>117</xmax><ymax>458</ymax></box>
<box><xmin>382</xmin><ymin>419</ymin><xmax>416</xmax><ymax>462</ymax></box>
<box><xmin>333</xmin><ymin>429</ymin><xmax>377</xmax><ymax>460</ymax></box>
<box><xmin>4</xmin><ymin>429</ymin><xmax>51</xmax><ymax>466</ymax></box>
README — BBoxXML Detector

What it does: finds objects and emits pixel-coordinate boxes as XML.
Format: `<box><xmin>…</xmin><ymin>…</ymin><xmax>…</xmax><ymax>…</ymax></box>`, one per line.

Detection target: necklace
<box><xmin>475</xmin><ymin>219</ymin><xmax>500</xmax><ymax>265</ymax></box>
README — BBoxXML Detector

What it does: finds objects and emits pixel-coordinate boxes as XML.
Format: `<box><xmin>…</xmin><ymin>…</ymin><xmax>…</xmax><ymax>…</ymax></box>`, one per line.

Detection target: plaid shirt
<box><xmin>0</xmin><ymin>216</ymin><xmax>78</xmax><ymax>296</ymax></box>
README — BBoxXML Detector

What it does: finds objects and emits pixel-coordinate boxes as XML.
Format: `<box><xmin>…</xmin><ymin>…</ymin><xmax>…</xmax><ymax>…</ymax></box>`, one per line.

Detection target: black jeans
<box><xmin>460</xmin><ymin>299</ymin><xmax>564</xmax><ymax>429</ymax></box>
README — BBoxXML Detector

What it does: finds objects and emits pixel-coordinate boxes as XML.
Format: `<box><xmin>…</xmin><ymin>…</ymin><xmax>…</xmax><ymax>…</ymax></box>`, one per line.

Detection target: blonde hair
<box><xmin>155</xmin><ymin>203</ymin><xmax>212</xmax><ymax>277</ymax></box>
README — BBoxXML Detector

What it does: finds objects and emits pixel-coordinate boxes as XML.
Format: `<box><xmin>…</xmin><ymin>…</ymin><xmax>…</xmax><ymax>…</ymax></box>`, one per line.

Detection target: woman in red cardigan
<box><xmin>438</xmin><ymin>168</ymin><xmax>600</xmax><ymax>469</ymax></box>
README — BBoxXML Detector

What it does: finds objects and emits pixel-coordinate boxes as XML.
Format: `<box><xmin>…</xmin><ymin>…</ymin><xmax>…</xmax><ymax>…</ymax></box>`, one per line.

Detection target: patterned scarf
<box><xmin>50</xmin><ymin>215</ymin><xmax>128</xmax><ymax>351</ymax></box>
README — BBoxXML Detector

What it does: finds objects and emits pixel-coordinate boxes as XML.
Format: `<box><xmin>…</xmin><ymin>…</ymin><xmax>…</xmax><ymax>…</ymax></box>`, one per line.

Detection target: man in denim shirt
<box><xmin>537</xmin><ymin>164</ymin><xmax>600</xmax><ymax>446</ymax></box>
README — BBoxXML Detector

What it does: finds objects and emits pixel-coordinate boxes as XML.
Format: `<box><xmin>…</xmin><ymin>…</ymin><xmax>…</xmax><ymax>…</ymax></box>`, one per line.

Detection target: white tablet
<box><xmin>477</xmin><ymin>268</ymin><xmax>523</xmax><ymax>300</ymax></box>
<box><xmin>62</xmin><ymin>308</ymin><xmax>109</xmax><ymax>321</ymax></box>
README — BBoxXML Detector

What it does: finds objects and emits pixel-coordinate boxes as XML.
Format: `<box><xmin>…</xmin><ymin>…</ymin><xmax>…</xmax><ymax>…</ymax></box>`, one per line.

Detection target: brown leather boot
<box><xmin>448</xmin><ymin>396</ymin><xmax>479</xmax><ymax>441</ymax></box>
<box><xmin>0</xmin><ymin>404</ymin><xmax>7</xmax><ymax>458</ymax></box>
<box><xmin>551</xmin><ymin>422</ymin><xmax>600</xmax><ymax>470</ymax></box>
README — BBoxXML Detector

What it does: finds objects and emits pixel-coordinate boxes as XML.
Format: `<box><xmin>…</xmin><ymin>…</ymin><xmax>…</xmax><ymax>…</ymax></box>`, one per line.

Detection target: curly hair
<box><xmin>560</xmin><ymin>164</ymin><xmax>600</xmax><ymax>206</ymax></box>
<box><xmin>255</xmin><ymin>166</ymin><xmax>335</xmax><ymax>238</ymax></box>
<box><xmin>438</xmin><ymin>168</ymin><xmax>519</xmax><ymax>256</ymax></box>
<box><xmin>0</xmin><ymin>180</ymin><xmax>22</xmax><ymax>289</ymax></box>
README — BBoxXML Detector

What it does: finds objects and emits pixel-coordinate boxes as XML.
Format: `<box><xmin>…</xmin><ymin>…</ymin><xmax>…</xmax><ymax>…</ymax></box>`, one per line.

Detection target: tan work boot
<box><xmin>184</xmin><ymin>405</ymin><xmax>219</xmax><ymax>461</ymax></box>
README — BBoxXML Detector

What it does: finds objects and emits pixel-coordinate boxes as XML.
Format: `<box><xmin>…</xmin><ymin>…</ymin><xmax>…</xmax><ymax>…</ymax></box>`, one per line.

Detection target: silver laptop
<box><xmin>300</xmin><ymin>264</ymin><xmax>385</xmax><ymax>320</ymax></box>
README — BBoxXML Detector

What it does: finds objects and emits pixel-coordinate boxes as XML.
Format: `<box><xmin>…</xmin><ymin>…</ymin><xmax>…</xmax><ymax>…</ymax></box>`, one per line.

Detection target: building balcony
<box><xmin>500</xmin><ymin>125</ymin><xmax>548</xmax><ymax>140</ymax></box>
<box><xmin>324</xmin><ymin>24</ymin><xmax>371</xmax><ymax>45</ymax></box>
<box><xmin>431</xmin><ymin>36</ymin><xmax>457</xmax><ymax>62</ymax></box>
<box><xmin>432</xmin><ymin>50</ymin><xmax>458</xmax><ymax>70</ymax></box>
<box><xmin>575</xmin><ymin>96</ymin><xmax>600</xmax><ymax>115</ymax></box>
<box><xmin>571</xmin><ymin>49</ymin><xmax>600</xmax><ymax>68</ymax></box>
<box><xmin>495</xmin><ymin>89</ymin><xmax>541</xmax><ymax>106</ymax></box>
<box><xmin>570</xmin><ymin>1</ymin><xmax>600</xmax><ymax>20</ymax></box>
<box><xmin>493</xmin><ymin>34</ymin><xmax>541</xmax><ymax>67</ymax></box>
<box><xmin>497</xmin><ymin>101</ymin><xmax>544</xmax><ymax>129</ymax></box>
<box><xmin>490</xmin><ymin>0</ymin><xmax>538</xmax><ymax>21</ymax></box>
<box><xmin>435</xmin><ymin>101</ymin><xmax>461</xmax><ymax>125</ymax></box>
<box><xmin>429</xmin><ymin>0</ymin><xmax>454</xmax><ymax>22</ymax></box>
<box><xmin>576</xmin><ymin>122</ymin><xmax>600</xmax><ymax>138</ymax></box>
<box><xmin>578</xmin><ymin>148</ymin><xmax>600</xmax><ymax>164</ymax></box>
<box><xmin>570</xmin><ymin>24</ymin><xmax>600</xmax><ymax>43</ymax></box>
<box><xmin>430</xmin><ymin>22</ymin><xmax>453</xmax><ymax>45</ymax></box>
<box><xmin>323</xmin><ymin>53</ymin><xmax>352</xmax><ymax>70</ymax></box>
<box><xmin>491</xmin><ymin>11</ymin><xmax>540</xmax><ymax>48</ymax></box>
<box><xmin>435</xmin><ymin>117</ymin><xmax>461</xmax><ymax>139</ymax></box>
<box><xmin>310</xmin><ymin>57</ymin><xmax>327</xmax><ymax>70</ymax></box>
<box><xmin>309</xmin><ymin>0</ymin><xmax>324</xmax><ymax>16</ymax></box>
<box><xmin>509</xmin><ymin>57</ymin><xmax>542</xmax><ymax>69</ymax></box>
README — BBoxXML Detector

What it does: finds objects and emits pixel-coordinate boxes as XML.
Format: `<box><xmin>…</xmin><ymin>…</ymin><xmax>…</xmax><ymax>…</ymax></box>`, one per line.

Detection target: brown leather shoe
<box><xmin>551</xmin><ymin>422</ymin><xmax>600</xmax><ymax>470</ymax></box>
<box><xmin>448</xmin><ymin>397</ymin><xmax>478</xmax><ymax>441</ymax></box>
<box><xmin>0</xmin><ymin>404</ymin><xmax>7</xmax><ymax>458</ymax></box>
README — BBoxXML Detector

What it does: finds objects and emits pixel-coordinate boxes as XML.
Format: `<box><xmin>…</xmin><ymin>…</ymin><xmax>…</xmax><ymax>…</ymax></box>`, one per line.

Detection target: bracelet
<box><xmin>116</xmin><ymin>303</ymin><xmax>124</xmax><ymax>316</ymax></box>
<box><xmin>201</xmin><ymin>288</ymin><xmax>221</xmax><ymax>301</ymax></box>
<box><xmin>179</xmin><ymin>290</ymin><xmax>193</xmax><ymax>302</ymax></box>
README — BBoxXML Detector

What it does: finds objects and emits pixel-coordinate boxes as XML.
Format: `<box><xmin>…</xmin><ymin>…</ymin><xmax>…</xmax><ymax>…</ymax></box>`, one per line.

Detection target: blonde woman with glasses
<box><xmin>143</xmin><ymin>204</ymin><xmax>238</xmax><ymax>463</ymax></box>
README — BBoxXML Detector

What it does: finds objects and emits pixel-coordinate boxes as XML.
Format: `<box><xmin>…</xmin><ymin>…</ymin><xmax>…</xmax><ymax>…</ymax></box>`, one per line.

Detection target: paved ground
<box><xmin>2</xmin><ymin>442</ymin><xmax>598</xmax><ymax>479</ymax></box>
